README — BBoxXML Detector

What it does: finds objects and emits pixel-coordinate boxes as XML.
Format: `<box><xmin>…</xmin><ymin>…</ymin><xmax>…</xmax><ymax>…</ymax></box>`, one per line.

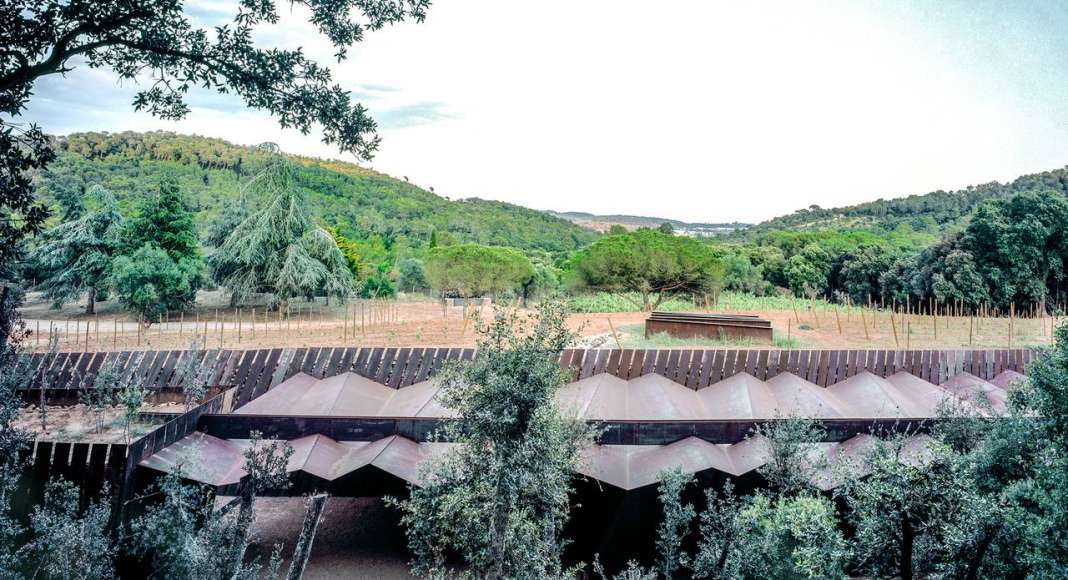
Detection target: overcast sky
<box><xmin>21</xmin><ymin>0</ymin><xmax>1068</xmax><ymax>223</ymax></box>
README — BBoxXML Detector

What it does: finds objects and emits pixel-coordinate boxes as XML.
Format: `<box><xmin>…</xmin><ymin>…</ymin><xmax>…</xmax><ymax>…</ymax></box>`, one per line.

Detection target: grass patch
<box><xmin>567</xmin><ymin>291</ymin><xmax>841</xmax><ymax>314</ymax></box>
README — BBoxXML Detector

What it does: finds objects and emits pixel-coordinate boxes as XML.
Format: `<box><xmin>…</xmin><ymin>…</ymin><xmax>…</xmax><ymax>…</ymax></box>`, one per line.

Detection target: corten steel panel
<box><xmin>141</xmin><ymin>433</ymin><xmax>447</xmax><ymax>488</ymax></box>
<box><xmin>235</xmin><ymin>372</ymin><xmax>450</xmax><ymax>419</ymax></box>
<box><xmin>990</xmin><ymin>370</ymin><xmax>1027</xmax><ymax>390</ymax></box>
<box><xmin>765</xmin><ymin>373</ymin><xmax>848</xmax><ymax>418</ymax></box>
<box><xmin>828</xmin><ymin>371</ymin><xmax>927</xmax><ymax>418</ymax></box>
<box><xmin>22</xmin><ymin>347</ymin><xmax>1035</xmax><ymax>399</ymax></box>
<box><xmin>941</xmin><ymin>372</ymin><xmax>1008</xmax><ymax>414</ymax></box>
<box><xmin>140</xmin><ymin>428</ymin><xmax>939</xmax><ymax>493</ymax></box>
<box><xmin>696</xmin><ymin>372</ymin><xmax>778</xmax><ymax>419</ymax></box>
<box><xmin>645</xmin><ymin>319</ymin><xmax>773</xmax><ymax>342</ymax></box>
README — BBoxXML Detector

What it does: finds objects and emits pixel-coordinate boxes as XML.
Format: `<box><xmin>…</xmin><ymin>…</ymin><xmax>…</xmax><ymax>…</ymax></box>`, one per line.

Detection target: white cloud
<box><xmin>19</xmin><ymin>0</ymin><xmax>1068</xmax><ymax>223</ymax></box>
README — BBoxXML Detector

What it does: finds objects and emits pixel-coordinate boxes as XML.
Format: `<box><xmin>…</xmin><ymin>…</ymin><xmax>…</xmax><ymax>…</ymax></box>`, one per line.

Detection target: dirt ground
<box><xmin>12</xmin><ymin>403</ymin><xmax>180</xmax><ymax>443</ymax></box>
<box><xmin>17</xmin><ymin>290</ymin><xmax>1049</xmax><ymax>352</ymax></box>
<box><xmin>245</xmin><ymin>496</ymin><xmax>414</xmax><ymax>579</ymax></box>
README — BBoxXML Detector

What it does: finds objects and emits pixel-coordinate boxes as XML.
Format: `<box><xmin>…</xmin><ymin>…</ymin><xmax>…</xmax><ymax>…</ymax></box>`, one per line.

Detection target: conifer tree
<box><xmin>30</xmin><ymin>185</ymin><xmax>124</xmax><ymax>314</ymax></box>
<box><xmin>114</xmin><ymin>178</ymin><xmax>203</xmax><ymax>318</ymax></box>
<box><xmin>211</xmin><ymin>160</ymin><xmax>354</xmax><ymax>309</ymax></box>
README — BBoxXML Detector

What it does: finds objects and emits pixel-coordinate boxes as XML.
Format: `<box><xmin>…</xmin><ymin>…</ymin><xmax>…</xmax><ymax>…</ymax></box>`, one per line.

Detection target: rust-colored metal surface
<box><xmin>644</xmin><ymin>312</ymin><xmax>774</xmax><ymax>342</ymax></box>
<box><xmin>222</xmin><ymin>364</ymin><xmax>1010</xmax><ymax>422</ymax></box>
<box><xmin>19</xmin><ymin>347</ymin><xmax>1037</xmax><ymax>398</ymax></box>
<box><xmin>130</xmin><ymin>344</ymin><xmax>1030</xmax><ymax>495</ymax></box>
<box><xmin>141</xmin><ymin>430</ymin><xmax>938</xmax><ymax>492</ymax></box>
<box><xmin>139</xmin><ymin>433</ymin><xmax>444</xmax><ymax>488</ymax></box>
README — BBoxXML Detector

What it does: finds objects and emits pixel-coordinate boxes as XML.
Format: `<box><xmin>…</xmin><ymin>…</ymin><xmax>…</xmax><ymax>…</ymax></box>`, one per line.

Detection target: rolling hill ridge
<box><xmin>39</xmin><ymin>131</ymin><xmax>598</xmax><ymax>256</ymax></box>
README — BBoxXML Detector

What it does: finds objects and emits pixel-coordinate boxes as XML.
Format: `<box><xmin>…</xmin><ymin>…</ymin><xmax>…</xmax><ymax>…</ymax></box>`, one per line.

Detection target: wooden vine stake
<box><xmin>834</xmin><ymin>306</ymin><xmax>843</xmax><ymax>335</ymax></box>
<box><xmin>1009</xmin><ymin>303</ymin><xmax>1015</xmax><ymax>349</ymax></box>
<box><xmin>607</xmin><ymin>318</ymin><xmax>622</xmax><ymax>349</ymax></box>
<box><xmin>890</xmin><ymin>314</ymin><xmax>900</xmax><ymax>347</ymax></box>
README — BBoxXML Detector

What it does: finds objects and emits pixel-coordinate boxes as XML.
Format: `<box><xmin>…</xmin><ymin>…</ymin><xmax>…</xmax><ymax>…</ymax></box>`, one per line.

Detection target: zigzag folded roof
<box><xmin>941</xmin><ymin>372</ymin><xmax>1009</xmax><ymax>414</ymax></box>
<box><xmin>139</xmin><ymin>432</ymin><xmax>445</xmax><ymax>487</ymax></box>
<box><xmin>235</xmin><ymin>372</ymin><xmax>454</xmax><ymax>418</ymax></box>
<box><xmin>142</xmin><ymin>431</ymin><xmax>936</xmax><ymax>492</ymax></box>
<box><xmin>238</xmin><ymin>369</ymin><xmax>1018</xmax><ymax>421</ymax></box>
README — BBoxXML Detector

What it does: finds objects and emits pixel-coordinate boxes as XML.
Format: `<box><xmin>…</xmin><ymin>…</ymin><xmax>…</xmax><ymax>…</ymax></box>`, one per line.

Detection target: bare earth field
<box><xmin>18</xmin><ymin>290</ymin><xmax>1052</xmax><ymax>352</ymax></box>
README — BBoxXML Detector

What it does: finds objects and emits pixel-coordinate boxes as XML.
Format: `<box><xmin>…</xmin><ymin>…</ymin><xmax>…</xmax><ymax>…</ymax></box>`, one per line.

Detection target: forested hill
<box><xmin>38</xmin><ymin>131</ymin><xmax>597</xmax><ymax>255</ymax></box>
<box><xmin>741</xmin><ymin>166</ymin><xmax>1068</xmax><ymax>236</ymax></box>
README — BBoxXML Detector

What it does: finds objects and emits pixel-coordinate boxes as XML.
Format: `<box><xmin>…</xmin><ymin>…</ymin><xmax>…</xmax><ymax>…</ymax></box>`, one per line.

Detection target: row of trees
<box><xmin>27</xmin><ymin>171</ymin><xmax>735</xmax><ymax>313</ymax></box>
<box><xmin>28</xmin><ymin>179</ymin><xmax>202</xmax><ymax>319</ymax></box>
<box><xmin>720</xmin><ymin>190</ymin><xmax>1068</xmax><ymax>313</ymax></box>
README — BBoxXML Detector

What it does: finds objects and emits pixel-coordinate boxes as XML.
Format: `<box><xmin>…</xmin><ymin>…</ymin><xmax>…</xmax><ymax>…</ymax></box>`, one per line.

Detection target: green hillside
<box><xmin>739</xmin><ymin>167</ymin><xmax>1068</xmax><ymax>236</ymax></box>
<box><xmin>38</xmin><ymin>131</ymin><xmax>596</xmax><ymax>256</ymax></box>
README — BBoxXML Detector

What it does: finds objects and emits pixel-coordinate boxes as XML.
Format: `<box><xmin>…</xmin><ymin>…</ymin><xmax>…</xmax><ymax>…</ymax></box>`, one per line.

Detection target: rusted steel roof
<box><xmin>141</xmin><ymin>430</ymin><xmax>937</xmax><ymax>492</ymax></box>
<box><xmin>140</xmin><ymin>433</ymin><xmax>448</xmax><ymax>487</ymax></box>
<box><xmin>235</xmin><ymin>372</ymin><xmax>451</xmax><ymax>418</ymax></box>
<box><xmin>941</xmin><ymin>372</ymin><xmax>1009</xmax><ymax>414</ymax></box>
<box><xmin>232</xmin><ymin>367</ymin><xmax>1019</xmax><ymax>421</ymax></box>
<box><xmin>139</xmin><ymin>431</ymin><xmax>248</xmax><ymax>486</ymax></box>
<box><xmin>578</xmin><ymin>433</ymin><xmax>937</xmax><ymax>491</ymax></box>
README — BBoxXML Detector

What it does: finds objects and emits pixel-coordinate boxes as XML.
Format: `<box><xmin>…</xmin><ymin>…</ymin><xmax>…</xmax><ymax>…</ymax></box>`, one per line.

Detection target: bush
<box><xmin>113</xmin><ymin>243</ymin><xmax>199</xmax><ymax>321</ymax></box>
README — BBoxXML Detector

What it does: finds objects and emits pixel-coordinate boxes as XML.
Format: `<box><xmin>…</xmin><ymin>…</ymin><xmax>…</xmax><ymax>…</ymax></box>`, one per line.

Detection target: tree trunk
<box><xmin>226</xmin><ymin>485</ymin><xmax>257</xmax><ymax>580</ymax></box>
<box><xmin>900</xmin><ymin>512</ymin><xmax>914</xmax><ymax>580</ymax></box>
<box><xmin>86</xmin><ymin>287</ymin><xmax>96</xmax><ymax>315</ymax></box>
<box><xmin>488</xmin><ymin>499</ymin><xmax>510</xmax><ymax>580</ymax></box>
<box><xmin>287</xmin><ymin>494</ymin><xmax>328</xmax><ymax>580</ymax></box>
<box><xmin>963</xmin><ymin>524</ymin><xmax>1000</xmax><ymax>580</ymax></box>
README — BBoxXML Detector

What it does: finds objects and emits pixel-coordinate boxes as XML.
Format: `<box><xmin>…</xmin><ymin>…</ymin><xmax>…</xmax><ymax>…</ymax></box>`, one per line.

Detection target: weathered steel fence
<box><xmin>19</xmin><ymin>347</ymin><xmax>1037</xmax><ymax>401</ymax></box>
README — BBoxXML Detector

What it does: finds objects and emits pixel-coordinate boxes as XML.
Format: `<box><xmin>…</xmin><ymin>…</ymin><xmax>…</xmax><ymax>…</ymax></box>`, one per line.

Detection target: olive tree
<box><xmin>392</xmin><ymin>300</ymin><xmax>596</xmax><ymax>578</ymax></box>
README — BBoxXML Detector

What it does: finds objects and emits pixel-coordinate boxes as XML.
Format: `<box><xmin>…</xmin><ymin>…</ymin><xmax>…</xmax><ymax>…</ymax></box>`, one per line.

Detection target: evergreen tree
<box><xmin>113</xmin><ymin>179</ymin><xmax>203</xmax><ymax>320</ymax></box>
<box><xmin>569</xmin><ymin>229</ymin><xmax>724</xmax><ymax>310</ymax></box>
<box><xmin>113</xmin><ymin>178</ymin><xmax>203</xmax><ymax>318</ymax></box>
<box><xmin>127</xmin><ymin>178</ymin><xmax>201</xmax><ymax>261</ymax></box>
<box><xmin>30</xmin><ymin>185</ymin><xmax>124</xmax><ymax>314</ymax></box>
<box><xmin>423</xmin><ymin>243</ymin><xmax>533</xmax><ymax>298</ymax></box>
<box><xmin>113</xmin><ymin>244</ymin><xmax>201</xmax><ymax>321</ymax></box>
<box><xmin>210</xmin><ymin>160</ymin><xmax>354</xmax><ymax>309</ymax></box>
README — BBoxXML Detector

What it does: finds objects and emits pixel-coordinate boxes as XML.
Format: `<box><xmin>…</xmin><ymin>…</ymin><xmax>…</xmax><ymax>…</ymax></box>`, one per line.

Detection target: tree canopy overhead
<box><xmin>0</xmin><ymin>0</ymin><xmax>429</xmax><ymax>159</ymax></box>
<box><xmin>0</xmin><ymin>0</ymin><xmax>430</xmax><ymax>282</ymax></box>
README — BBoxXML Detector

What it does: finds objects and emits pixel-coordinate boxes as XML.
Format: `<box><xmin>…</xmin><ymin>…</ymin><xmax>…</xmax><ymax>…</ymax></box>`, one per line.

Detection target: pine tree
<box><xmin>30</xmin><ymin>185</ymin><xmax>124</xmax><ymax>314</ymax></box>
<box><xmin>210</xmin><ymin>160</ymin><xmax>354</xmax><ymax>309</ymax></box>
<box><xmin>127</xmin><ymin>177</ymin><xmax>200</xmax><ymax>261</ymax></box>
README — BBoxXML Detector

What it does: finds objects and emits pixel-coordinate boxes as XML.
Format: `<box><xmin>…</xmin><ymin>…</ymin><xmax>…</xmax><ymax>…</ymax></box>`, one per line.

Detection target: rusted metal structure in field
<box><xmin>644</xmin><ymin>311</ymin><xmax>774</xmax><ymax>343</ymax></box>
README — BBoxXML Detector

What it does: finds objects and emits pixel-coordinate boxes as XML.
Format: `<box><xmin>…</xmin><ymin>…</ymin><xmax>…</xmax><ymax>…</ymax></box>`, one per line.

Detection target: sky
<box><xmin>20</xmin><ymin>0</ymin><xmax>1068</xmax><ymax>223</ymax></box>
